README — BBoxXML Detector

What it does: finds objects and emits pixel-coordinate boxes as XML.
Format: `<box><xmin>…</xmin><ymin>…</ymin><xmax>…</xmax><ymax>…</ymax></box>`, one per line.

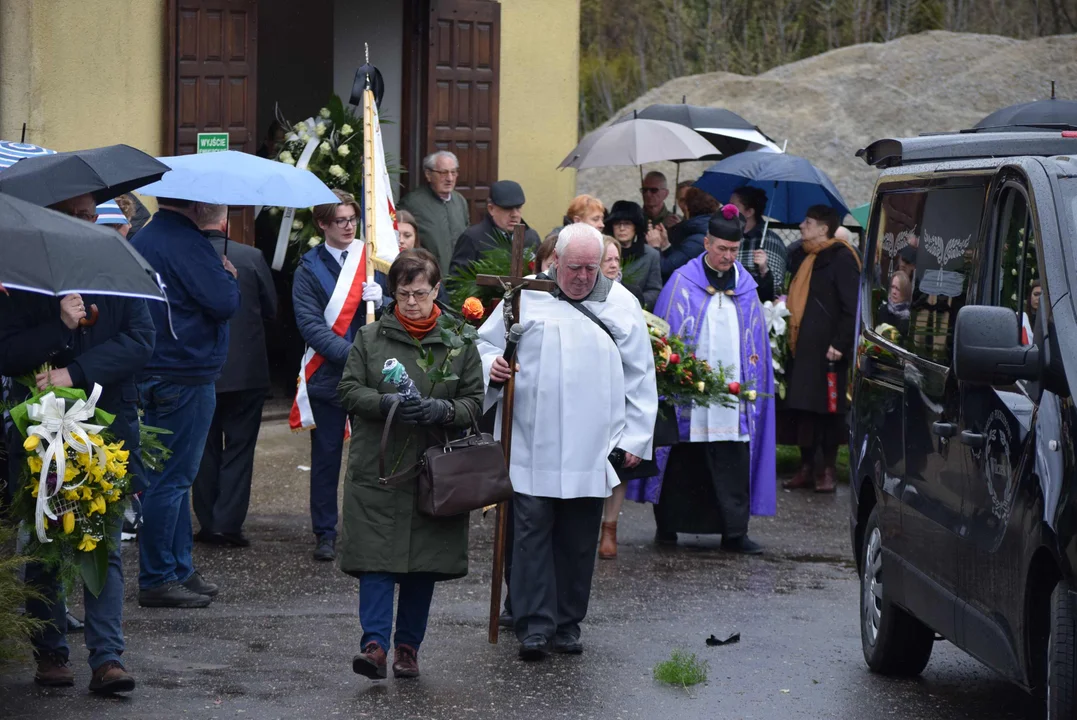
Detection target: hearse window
<box><xmin>991</xmin><ymin>186</ymin><xmax>1040</xmax><ymax>346</ymax></box>
<box><xmin>870</xmin><ymin>186</ymin><xmax>985</xmax><ymax>365</ymax></box>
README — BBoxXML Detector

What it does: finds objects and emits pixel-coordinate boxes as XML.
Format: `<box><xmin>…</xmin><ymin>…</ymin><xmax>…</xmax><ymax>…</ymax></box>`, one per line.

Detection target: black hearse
<box><xmin>849</xmin><ymin>131</ymin><xmax>1077</xmax><ymax>717</ymax></box>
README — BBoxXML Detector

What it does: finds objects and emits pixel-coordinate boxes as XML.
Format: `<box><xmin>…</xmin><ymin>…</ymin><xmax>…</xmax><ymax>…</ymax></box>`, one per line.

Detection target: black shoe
<box><xmin>65</xmin><ymin>611</ymin><xmax>84</xmax><ymax>633</ymax></box>
<box><xmin>138</xmin><ymin>582</ymin><xmax>213</xmax><ymax>608</ymax></box>
<box><xmin>655</xmin><ymin>530</ymin><xmax>678</xmax><ymax>546</ymax></box>
<box><xmin>194</xmin><ymin>529</ymin><xmax>226</xmax><ymax>545</ymax></box>
<box><xmin>218</xmin><ymin>532</ymin><xmax>251</xmax><ymax>548</ymax></box>
<box><xmin>518</xmin><ymin>635</ymin><xmax>550</xmax><ymax>661</ymax></box>
<box><xmin>721</xmin><ymin>535</ymin><xmax>764</xmax><ymax>555</ymax></box>
<box><xmin>553</xmin><ymin>633</ymin><xmax>583</xmax><ymax>654</ymax></box>
<box><xmin>313</xmin><ymin>535</ymin><xmax>336</xmax><ymax>562</ymax></box>
<box><xmin>498</xmin><ymin>610</ymin><xmax>514</xmax><ymax>628</ymax></box>
<box><xmin>182</xmin><ymin>571</ymin><xmax>219</xmax><ymax>598</ymax></box>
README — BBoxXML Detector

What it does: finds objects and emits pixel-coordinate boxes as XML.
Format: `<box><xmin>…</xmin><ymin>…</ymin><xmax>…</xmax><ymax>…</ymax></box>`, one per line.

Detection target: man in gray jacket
<box><xmin>193</xmin><ymin>203</ymin><xmax>277</xmax><ymax>547</ymax></box>
<box><xmin>398</xmin><ymin>151</ymin><xmax>470</xmax><ymax>277</ymax></box>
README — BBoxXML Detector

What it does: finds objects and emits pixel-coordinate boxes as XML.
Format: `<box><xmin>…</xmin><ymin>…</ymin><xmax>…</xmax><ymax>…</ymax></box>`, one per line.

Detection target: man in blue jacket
<box><xmin>131</xmin><ymin>198</ymin><xmax>240</xmax><ymax>608</ymax></box>
<box><xmin>0</xmin><ymin>191</ymin><xmax>154</xmax><ymax>693</ymax></box>
<box><xmin>293</xmin><ymin>190</ymin><xmax>384</xmax><ymax>562</ymax></box>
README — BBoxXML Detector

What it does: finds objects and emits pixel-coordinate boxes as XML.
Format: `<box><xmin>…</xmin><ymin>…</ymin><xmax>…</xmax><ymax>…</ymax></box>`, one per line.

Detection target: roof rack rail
<box><xmin>856</xmin><ymin>131</ymin><xmax>1077</xmax><ymax>169</ymax></box>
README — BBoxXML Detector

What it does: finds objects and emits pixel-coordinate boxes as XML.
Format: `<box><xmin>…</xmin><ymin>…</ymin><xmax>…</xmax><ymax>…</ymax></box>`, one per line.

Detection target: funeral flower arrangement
<box><xmin>763</xmin><ymin>297</ymin><xmax>791</xmax><ymax>399</ymax></box>
<box><xmin>269</xmin><ymin>96</ymin><xmax>363</xmax><ymax>257</ymax></box>
<box><xmin>8</xmin><ymin>381</ymin><xmax>131</xmax><ymax>595</ymax></box>
<box><xmin>647</xmin><ymin>322</ymin><xmax>740</xmax><ymax>410</ymax></box>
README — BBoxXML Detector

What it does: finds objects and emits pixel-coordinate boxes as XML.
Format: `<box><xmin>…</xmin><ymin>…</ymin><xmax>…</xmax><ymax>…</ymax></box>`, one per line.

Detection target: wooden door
<box><xmin>168</xmin><ymin>0</ymin><xmax>258</xmax><ymax>244</ymax></box>
<box><xmin>425</xmin><ymin>0</ymin><xmax>500</xmax><ymax>222</ymax></box>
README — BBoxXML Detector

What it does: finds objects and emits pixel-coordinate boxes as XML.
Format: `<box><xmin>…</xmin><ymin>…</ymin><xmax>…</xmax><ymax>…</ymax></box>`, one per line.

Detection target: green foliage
<box><xmin>776</xmin><ymin>444</ymin><xmax>850</xmax><ymax>481</ymax></box>
<box><xmin>411</xmin><ymin>314</ymin><xmax>480</xmax><ymax>391</ymax></box>
<box><xmin>0</xmin><ymin>522</ymin><xmax>45</xmax><ymax>666</ymax></box>
<box><xmin>445</xmin><ymin>236</ymin><xmax>535</xmax><ymax>317</ymax></box>
<box><xmin>579</xmin><ymin>0</ymin><xmax>1077</xmax><ymax>134</ymax></box>
<box><xmin>653</xmin><ymin>649</ymin><xmax>709</xmax><ymax>687</ymax></box>
<box><xmin>139</xmin><ymin>420</ymin><xmax>173</xmax><ymax>475</ymax></box>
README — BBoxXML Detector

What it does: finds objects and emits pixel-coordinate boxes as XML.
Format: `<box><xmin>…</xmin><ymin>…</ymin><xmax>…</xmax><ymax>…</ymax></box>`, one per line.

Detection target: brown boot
<box><xmin>34</xmin><ymin>652</ymin><xmax>74</xmax><ymax>687</ymax></box>
<box><xmin>783</xmin><ymin>464</ymin><xmax>814</xmax><ymax>490</ymax></box>
<box><xmin>392</xmin><ymin>644</ymin><xmax>420</xmax><ymax>678</ymax></box>
<box><xmin>89</xmin><ymin>660</ymin><xmax>135</xmax><ymax>694</ymax></box>
<box><xmin>815</xmin><ymin>467</ymin><xmax>837</xmax><ymax>494</ymax></box>
<box><xmin>352</xmin><ymin>642</ymin><xmax>387</xmax><ymax>679</ymax></box>
<box><xmin>598</xmin><ymin>521</ymin><xmax>618</xmax><ymax>559</ymax></box>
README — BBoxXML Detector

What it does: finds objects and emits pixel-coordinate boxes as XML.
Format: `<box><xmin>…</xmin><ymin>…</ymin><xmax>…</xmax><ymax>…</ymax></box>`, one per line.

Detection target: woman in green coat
<box><xmin>337</xmin><ymin>248</ymin><xmax>484</xmax><ymax>681</ymax></box>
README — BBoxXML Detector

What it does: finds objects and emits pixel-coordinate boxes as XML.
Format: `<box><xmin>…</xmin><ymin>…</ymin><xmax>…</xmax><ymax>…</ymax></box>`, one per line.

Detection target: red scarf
<box><xmin>394</xmin><ymin>304</ymin><xmax>441</xmax><ymax>339</ymax></box>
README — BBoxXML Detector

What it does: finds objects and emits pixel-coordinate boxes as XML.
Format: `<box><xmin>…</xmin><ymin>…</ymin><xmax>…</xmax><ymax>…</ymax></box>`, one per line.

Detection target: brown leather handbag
<box><xmin>377</xmin><ymin>399</ymin><xmax>513</xmax><ymax>517</ymax></box>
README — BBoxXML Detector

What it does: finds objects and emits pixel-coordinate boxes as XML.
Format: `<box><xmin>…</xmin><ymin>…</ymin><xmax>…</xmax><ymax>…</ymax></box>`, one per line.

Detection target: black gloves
<box><xmin>397</xmin><ymin>397</ymin><xmax>455</xmax><ymax>426</ymax></box>
<box><xmin>379</xmin><ymin>393</ymin><xmax>403</xmax><ymax>418</ymax></box>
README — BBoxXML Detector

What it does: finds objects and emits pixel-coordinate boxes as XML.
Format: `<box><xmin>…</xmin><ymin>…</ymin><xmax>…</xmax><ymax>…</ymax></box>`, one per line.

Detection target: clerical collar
<box><xmin>704</xmin><ymin>256</ymin><xmax>726</xmax><ymax>277</ymax></box>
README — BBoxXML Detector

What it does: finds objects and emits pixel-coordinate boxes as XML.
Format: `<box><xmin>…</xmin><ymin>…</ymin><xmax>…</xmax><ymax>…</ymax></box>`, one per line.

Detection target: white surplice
<box><xmin>476</xmin><ymin>280</ymin><xmax>658</xmax><ymax>500</ymax></box>
<box><xmin>689</xmin><ymin>265</ymin><xmax>749</xmax><ymax>443</ymax></box>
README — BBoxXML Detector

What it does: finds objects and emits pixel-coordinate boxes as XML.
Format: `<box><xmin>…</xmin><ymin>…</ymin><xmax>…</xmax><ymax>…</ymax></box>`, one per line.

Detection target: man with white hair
<box><xmin>398</xmin><ymin>150</ymin><xmax>470</xmax><ymax>277</ymax></box>
<box><xmin>477</xmin><ymin>223</ymin><xmax>657</xmax><ymax>662</ymax></box>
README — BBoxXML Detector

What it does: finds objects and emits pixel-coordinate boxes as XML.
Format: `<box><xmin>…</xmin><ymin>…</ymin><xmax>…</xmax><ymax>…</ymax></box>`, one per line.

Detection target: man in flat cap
<box><xmin>449</xmin><ymin>180</ymin><xmax>541</xmax><ymax>275</ymax></box>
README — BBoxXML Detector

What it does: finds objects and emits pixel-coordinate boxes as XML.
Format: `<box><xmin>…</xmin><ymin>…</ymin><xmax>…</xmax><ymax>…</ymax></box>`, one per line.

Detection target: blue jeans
<box><xmin>359</xmin><ymin>573</ymin><xmax>437</xmax><ymax>650</ymax></box>
<box><xmin>137</xmin><ymin>378</ymin><xmax>216</xmax><ymax>589</ymax></box>
<box><xmin>26</xmin><ymin>513</ymin><xmax>125</xmax><ymax>670</ymax></box>
<box><xmin>309</xmin><ymin>398</ymin><xmax>346</xmax><ymax>541</ymax></box>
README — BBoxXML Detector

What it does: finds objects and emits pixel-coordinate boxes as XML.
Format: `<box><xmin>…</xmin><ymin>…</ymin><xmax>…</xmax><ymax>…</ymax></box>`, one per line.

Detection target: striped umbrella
<box><xmin>95</xmin><ymin>199</ymin><xmax>128</xmax><ymax>225</ymax></box>
<box><xmin>0</xmin><ymin>141</ymin><xmax>55</xmax><ymax>169</ymax></box>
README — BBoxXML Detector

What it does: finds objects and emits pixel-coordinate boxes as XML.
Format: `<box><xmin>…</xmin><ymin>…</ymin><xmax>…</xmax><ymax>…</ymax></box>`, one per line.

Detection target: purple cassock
<box><xmin>625</xmin><ymin>257</ymin><xmax>777</xmax><ymax>517</ymax></box>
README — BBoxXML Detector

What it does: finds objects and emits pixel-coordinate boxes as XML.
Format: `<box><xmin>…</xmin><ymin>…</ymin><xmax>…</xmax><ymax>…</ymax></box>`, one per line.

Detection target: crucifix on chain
<box><xmin>475</xmin><ymin>223</ymin><xmax>556</xmax><ymax>645</ymax></box>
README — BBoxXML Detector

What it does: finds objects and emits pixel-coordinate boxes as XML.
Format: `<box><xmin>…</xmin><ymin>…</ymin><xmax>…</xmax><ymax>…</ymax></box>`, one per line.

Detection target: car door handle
<box><xmin>960</xmin><ymin>430</ymin><xmax>985</xmax><ymax>448</ymax></box>
<box><xmin>932</xmin><ymin>422</ymin><xmax>957</xmax><ymax>438</ymax></box>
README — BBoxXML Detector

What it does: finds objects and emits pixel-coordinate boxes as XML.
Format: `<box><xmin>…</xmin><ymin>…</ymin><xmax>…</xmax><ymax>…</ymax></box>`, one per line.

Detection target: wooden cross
<box><xmin>475</xmin><ymin>223</ymin><xmax>556</xmax><ymax>644</ymax></box>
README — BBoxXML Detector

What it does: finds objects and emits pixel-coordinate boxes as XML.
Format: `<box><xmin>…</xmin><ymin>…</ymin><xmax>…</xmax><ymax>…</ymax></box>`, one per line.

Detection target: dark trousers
<box><xmin>193</xmin><ymin>388</ymin><xmax>266</xmax><ymax>534</ymax></box>
<box><xmin>655</xmin><ymin>441</ymin><xmax>750</xmax><ymax>537</ymax></box>
<box><xmin>510</xmin><ymin>493</ymin><xmax>604</xmax><ymax>643</ymax></box>
<box><xmin>309</xmin><ymin>398</ymin><xmax>346</xmax><ymax>541</ymax></box>
<box><xmin>359</xmin><ymin>572</ymin><xmax>437</xmax><ymax>651</ymax></box>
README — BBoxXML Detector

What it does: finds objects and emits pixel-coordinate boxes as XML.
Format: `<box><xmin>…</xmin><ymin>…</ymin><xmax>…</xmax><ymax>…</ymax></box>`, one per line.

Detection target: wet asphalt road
<box><xmin>0</xmin><ymin>421</ymin><xmax>1045</xmax><ymax>719</ymax></box>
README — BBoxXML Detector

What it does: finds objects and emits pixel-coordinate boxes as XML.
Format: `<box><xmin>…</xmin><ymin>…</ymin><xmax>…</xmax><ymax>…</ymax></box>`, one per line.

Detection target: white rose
<box><xmin>269</xmin><ymin>207</ymin><xmax>280</xmax><ymax>216</ymax></box>
<box><xmin>340</xmin><ymin>124</ymin><xmax>354</xmax><ymax>136</ymax></box>
<box><xmin>319</xmin><ymin>141</ymin><xmax>332</xmax><ymax>154</ymax></box>
<box><xmin>319</xmin><ymin>108</ymin><xmax>331</xmax><ymax>119</ymax></box>
<box><xmin>279</xmin><ymin>150</ymin><xmax>294</xmax><ymax>164</ymax></box>
<box><xmin>329</xmin><ymin>164</ymin><xmax>345</xmax><ymax>177</ymax></box>
<box><xmin>308</xmin><ymin>237</ymin><xmax>321</xmax><ymax>248</ymax></box>
<box><xmin>337</xmin><ymin>144</ymin><xmax>351</xmax><ymax>157</ymax></box>
<box><xmin>292</xmin><ymin>219</ymin><xmax>304</xmax><ymax>230</ymax></box>
<box><xmin>315</xmin><ymin>123</ymin><xmax>327</xmax><ymax>137</ymax></box>
<box><xmin>282</xmin><ymin>156</ymin><xmax>296</xmax><ymax>166</ymax></box>
<box><xmin>293</xmin><ymin>123</ymin><xmax>305</xmax><ymax>133</ymax></box>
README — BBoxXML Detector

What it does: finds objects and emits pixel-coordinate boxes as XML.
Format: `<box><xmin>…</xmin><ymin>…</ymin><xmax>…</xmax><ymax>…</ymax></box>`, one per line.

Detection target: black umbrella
<box><xmin>615</xmin><ymin>103</ymin><xmax>782</xmax><ymax>157</ymax></box>
<box><xmin>0</xmin><ymin>192</ymin><xmax>165</xmax><ymax>302</ymax></box>
<box><xmin>974</xmin><ymin>83</ymin><xmax>1077</xmax><ymax>131</ymax></box>
<box><xmin>0</xmin><ymin>144</ymin><xmax>169</xmax><ymax>207</ymax></box>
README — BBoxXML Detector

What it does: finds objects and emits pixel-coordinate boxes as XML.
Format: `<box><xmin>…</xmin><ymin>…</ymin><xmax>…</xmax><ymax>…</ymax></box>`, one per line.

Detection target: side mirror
<box><xmin>953</xmin><ymin>305</ymin><xmax>1040</xmax><ymax>385</ymax></box>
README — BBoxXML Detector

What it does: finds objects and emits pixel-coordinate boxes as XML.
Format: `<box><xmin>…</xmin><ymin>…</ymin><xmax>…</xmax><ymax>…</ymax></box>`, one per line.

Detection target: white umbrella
<box><xmin>558</xmin><ymin>119</ymin><xmax>720</xmax><ymax>170</ymax></box>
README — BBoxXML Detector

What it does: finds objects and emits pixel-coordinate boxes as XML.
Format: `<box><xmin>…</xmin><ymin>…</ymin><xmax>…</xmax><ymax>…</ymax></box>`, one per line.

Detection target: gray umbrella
<box><xmin>558</xmin><ymin>119</ymin><xmax>719</xmax><ymax>170</ymax></box>
<box><xmin>0</xmin><ymin>192</ymin><xmax>165</xmax><ymax>301</ymax></box>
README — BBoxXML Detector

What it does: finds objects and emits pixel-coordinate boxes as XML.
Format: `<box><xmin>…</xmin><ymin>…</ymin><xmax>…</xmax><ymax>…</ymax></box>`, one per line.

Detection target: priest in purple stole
<box><xmin>625</xmin><ymin>204</ymin><xmax>777</xmax><ymax>553</ymax></box>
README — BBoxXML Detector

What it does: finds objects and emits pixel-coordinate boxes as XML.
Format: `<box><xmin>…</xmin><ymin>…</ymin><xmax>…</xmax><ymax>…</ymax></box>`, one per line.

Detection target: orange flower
<box><xmin>462</xmin><ymin>297</ymin><xmax>485</xmax><ymax>321</ymax></box>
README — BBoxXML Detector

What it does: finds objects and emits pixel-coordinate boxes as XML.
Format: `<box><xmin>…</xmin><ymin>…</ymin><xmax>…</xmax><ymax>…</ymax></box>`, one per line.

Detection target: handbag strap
<box><xmin>377</xmin><ymin>396</ymin><xmax>482</xmax><ymax>486</ymax></box>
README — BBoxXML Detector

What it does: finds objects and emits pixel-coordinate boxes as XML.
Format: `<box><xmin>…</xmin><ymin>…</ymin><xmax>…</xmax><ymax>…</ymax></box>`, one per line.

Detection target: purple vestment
<box><xmin>624</xmin><ymin>258</ymin><xmax>777</xmax><ymax>516</ymax></box>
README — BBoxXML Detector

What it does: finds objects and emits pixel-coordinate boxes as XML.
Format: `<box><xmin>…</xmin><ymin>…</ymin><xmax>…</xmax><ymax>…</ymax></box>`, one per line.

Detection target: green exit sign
<box><xmin>197</xmin><ymin>132</ymin><xmax>229</xmax><ymax>153</ymax></box>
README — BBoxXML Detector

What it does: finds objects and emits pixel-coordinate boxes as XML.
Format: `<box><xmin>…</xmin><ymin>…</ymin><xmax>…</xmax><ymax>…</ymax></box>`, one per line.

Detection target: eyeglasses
<box><xmin>431</xmin><ymin>169</ymin><xmax>459</xmax><ymax>176</ymax></box>
<box><xmin>71</xmin><ymin>211</ymin><xmax>97</xmax><ymax>222</ymax></box>
<box><xmin>332</xmin><ymin>216</ymin><xmax>359</xmax><ymax>228</ymax></box>
<box><xmin>640</xmin><ymin>187</ymin><xmax>663</xmax><ymax>194</ymax></box>
<box><xmin>395</xmin><ymin>288</ymin><xmax>435</xmax><ymax>301</ymax></box>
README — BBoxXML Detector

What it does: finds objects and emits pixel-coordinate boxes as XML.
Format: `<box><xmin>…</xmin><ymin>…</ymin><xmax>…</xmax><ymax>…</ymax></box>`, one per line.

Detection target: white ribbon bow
<box><xmin>26</xmin><ymin>384</ymin><xmax>107</xmax><ymax>543</ymax></box>
<box><xmin>763</xmin><ymin>299</ymin><xmax>790</xmax><ymax>338</ymax></box>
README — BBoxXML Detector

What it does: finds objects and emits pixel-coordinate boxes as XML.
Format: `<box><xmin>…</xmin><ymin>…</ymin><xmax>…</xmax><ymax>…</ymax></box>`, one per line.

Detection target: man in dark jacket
<box><xmin>193</xmin><ymin>204</ymin><xmax>277</xmax><ymax>547</ymax></box>
<box><xmin>0</xmin><ymin>191</ymin><xmax>154</xmax><ymax>693</ymax></box>
<box><xmin>293</xmin><ymin>190</ymin><xmax>385</xmax><ymax>562</ymax></box>
<box><xmin>448</xmin><ymin>180</ymin><xmax>540</xmax><ymax>275</ymax></box>
<box><xmin>131</xmin><ymin>198</ymin><xmax>240</xmax><ymax>608</ymax></box>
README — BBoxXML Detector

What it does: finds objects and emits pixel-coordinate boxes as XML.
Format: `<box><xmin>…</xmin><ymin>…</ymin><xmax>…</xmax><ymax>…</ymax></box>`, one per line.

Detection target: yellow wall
<box><xmin>0</xmin><ymin>0</ymin><xmax>167</xmax><ymax>155</ymax></box>
<box><xmin>497</xmin><ymin>0</ymin><xmax>580</xmax><ymax>236</ymax></box>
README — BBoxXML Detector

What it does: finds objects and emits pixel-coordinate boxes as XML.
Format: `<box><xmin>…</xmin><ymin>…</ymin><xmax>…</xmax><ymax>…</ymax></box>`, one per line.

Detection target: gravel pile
<box><xmin>576</xmin><ymin>31</ymin><xmax>1077</xmax><ymax>215</ymax></box>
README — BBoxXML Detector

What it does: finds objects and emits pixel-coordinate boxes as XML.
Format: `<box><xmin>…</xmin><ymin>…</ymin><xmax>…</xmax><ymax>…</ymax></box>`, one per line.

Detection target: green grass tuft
<box><xmin>653</xmin><ymin>649</ymin><xmax>709</xmax><ymax>687</ymax></box>
<box><xmin>0</xmin><ymin>521</ymin><xmax>46</xmax><ymax>666</ymax></box>
<box><xmin>776</xmin><ymin>445</ymin><xmax>850</xmax><ymax>482</ymax></box>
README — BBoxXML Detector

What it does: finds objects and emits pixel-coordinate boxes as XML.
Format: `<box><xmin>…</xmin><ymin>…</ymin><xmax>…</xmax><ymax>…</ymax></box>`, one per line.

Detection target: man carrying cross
<box><xmin>476</xmin><ymin>223</ymin><xmax>657</xmax><ymax>661</ymax></box>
